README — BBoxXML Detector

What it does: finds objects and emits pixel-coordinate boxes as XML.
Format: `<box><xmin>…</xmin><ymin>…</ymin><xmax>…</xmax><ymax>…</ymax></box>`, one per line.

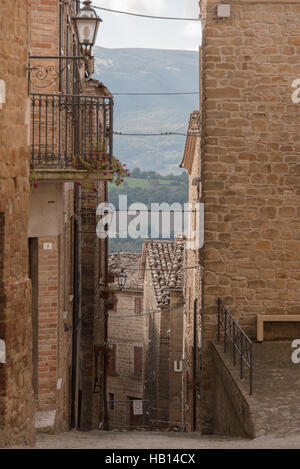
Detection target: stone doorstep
<box><xmin>35</xmin><ymin>410</ymin><xmax>56</xmax><ymax>434</ymax></box>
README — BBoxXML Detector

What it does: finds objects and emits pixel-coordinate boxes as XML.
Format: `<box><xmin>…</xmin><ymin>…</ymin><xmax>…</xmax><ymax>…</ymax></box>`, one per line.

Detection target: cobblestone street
<box><xmin>34</xmin><ymin>431</ymin><xmax>300</xmax><ymax>449</ymax></box>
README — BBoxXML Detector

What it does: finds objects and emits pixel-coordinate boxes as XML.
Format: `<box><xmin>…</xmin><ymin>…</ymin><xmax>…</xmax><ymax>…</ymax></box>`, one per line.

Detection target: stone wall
<box><xmin>143</xmin><ymin>259</ymin><xmax>184</xmax><ymax>429</ymax></box>
<box><xmin>182</xmin><ymin>131</ymin><xmax>202</xmax><ymax>431</ymax></box>
<box><xmin>200</xmin><ymin>0</ymin><xmax>300</xmax><ymax>433</ymax></box>
<box><xmin>107</xmin><ymin>290</ymin><xmax>144</xmax><ymax>428</ymax></box>
<box><xmin>168</xmin><ymin>291</ymin><xmax>184</xmax><ymax>428</ymax></box>
<box><xmin>142</xmin><ymin>257</ymin><xmax>160</xmax><ymax>426</ymax></box>
<box><xmin>211</xmin><ymin>342</ymin><xmax>254</xmax><ymax>438</ymax></box>
<box><xmin>0</xmin><ymin>0</ymin><xmax>35</xmax><ymax>447</ymax></box>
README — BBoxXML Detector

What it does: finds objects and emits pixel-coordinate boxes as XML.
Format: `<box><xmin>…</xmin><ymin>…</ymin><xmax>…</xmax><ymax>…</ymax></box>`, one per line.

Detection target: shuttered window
<box><xmin>107</xmin><ymin>343</ymin><xmax>117</xmax><ymax>375</ymax></box>
<box><xmin>134</xmin><ymin>297</ymin><xmax>142</xmax><ymax>315</ymax></box>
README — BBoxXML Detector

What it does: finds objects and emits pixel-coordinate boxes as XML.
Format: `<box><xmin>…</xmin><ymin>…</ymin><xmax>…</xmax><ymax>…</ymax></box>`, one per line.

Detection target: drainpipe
<box><xmin>193</xmin><ymin>299</ymin><xmax>197</xmax><ymax>432</ymax></box>
<box><xmin>71</xmin><ymin>184</ymin><xmax>82</xmax><ymax>429</ymax></box>
<box><xmin>103</xmin><ymin>181</ymin><xmax>109</xmax><ymax>430</ymax></box>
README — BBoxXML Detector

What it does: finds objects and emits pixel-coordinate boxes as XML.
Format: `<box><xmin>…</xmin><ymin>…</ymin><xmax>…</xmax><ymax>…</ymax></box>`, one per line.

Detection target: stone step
<box><xmin>213</xmin><ymin>341</ymin><xmax>300</xmax><ymax>437</ymax></box>
<box><xmin>35</xmin><ymin>410</ymin><xmax>56</xmax><ymax>434</ymax></box>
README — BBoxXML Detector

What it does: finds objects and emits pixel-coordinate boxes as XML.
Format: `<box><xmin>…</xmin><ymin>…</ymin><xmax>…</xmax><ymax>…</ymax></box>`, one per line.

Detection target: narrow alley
<box><xmin>2</xmin><ymin>0</ymin><xmax>300</xmax><ymax>453</ymax></box>
<box><xmin>34</xmin><ymin>431</ymin><xmax>300</xmax><ymax>450</ymax></box>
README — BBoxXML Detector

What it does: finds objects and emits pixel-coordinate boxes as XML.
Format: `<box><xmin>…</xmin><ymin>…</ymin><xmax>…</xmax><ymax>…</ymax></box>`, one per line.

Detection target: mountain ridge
<box><xmin>94</xmin><ymin>46</ymin><xmax>199</xmax><ymax>174</ymax></box>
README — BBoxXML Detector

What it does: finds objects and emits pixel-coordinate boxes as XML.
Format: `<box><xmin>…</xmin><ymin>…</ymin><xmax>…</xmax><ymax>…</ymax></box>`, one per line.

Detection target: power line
<box><xmin>113</xmin><ymin>131</ymin><xmax>200</xmax><ymax>137</ymax></box>
<box><xmin>87</xmin><ymin>3</ymin><xmax>202</xmax><ymax>21</ymax></box>
<box><xmin>103</xmin><ymin>209</ymin><xmax>200</xmax><ymax>212</ymax></box>
<box><xmin>107</xmin><ymin>301</ymin><xmax>186</xmax><ymax>318</ymax></box>
<box><xmin>112</xmin><ymin>92</ymin><xmax>200</xmax><ymax>96</ymax></box>
<box><xmin>106</xmin><ymin>265</ymin><xmax>201</xmax><ymax>278</ymax></box>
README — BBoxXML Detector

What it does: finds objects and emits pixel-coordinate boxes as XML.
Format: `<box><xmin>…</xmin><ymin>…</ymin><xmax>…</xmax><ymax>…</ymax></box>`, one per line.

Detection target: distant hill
<box><xmin>108</xmin><ymin>169</ymin><xmax>189</xmax><ymax>253</ymax></box>
<box><xmin>94</xmin><ymin>47</ymin><xmax>199</xmax><ymax>174</ymax></box>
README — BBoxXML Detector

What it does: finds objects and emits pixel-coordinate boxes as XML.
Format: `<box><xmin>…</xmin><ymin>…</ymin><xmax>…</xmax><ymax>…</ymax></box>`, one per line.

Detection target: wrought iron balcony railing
<box><xmin>217</xmin><ymin>298</ymin><xmax>253</xmax><ymax>395</ymax></box>
<box><xmin>30</xmin><ymin>93</ymin><xmax>113</xmax><ymax>171</ymax></box>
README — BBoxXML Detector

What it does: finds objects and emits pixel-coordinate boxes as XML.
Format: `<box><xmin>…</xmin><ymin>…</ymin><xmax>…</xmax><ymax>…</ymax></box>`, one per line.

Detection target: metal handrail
<box><xmin>217</xmin><ymin>298</ymin><xmax>253</xmax><ymax>395</ymax></box>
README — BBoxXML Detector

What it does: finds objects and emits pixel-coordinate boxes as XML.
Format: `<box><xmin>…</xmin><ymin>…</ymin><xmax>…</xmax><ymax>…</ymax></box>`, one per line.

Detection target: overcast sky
<box><xmin>93</xmin><ymin>0</ymin><xmax>202</xmax><ymax>50</ymax></box>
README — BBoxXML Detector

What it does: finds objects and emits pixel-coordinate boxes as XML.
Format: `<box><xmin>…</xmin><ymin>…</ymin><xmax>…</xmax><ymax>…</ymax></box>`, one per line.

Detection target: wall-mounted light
<box><xmin>73</xmin><ymin>1</ymin><xmax>102</xmax><ymax>56</ymax></box>
<box><xmin>118</xmin><ymin>268</ymin><xmax>127</xmax><ymax>291</ymax></box>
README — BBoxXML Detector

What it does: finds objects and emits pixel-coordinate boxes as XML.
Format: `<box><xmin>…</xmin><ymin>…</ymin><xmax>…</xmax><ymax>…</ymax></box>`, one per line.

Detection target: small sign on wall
<box><xmin>174</xmin><ymin>360</ymin><xmax>183</xmax><ymax>373</ymax></box>
<box><xmin>133</xmin><ymin>400</ymin><xmax>143</xmax><ymax>415</ymax></box>
<box><xmin>43</xmin><ymin>243</ymin><xmax>53</xmax><ymax>250</ymax></box>
<box><xmin>0</xmin><ymin>340</ymin><xmax>6</xmax><ymax>364</ymax></box>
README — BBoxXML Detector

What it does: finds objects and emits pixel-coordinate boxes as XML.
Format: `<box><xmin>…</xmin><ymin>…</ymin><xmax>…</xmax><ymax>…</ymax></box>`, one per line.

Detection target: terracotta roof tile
<box><xmin>144</xmin><ymin>236</ymin><xmax>184</xmax><ymax>307</ymax></box>
<box><xmin>108</xmin><ymin>253</ymin><xmax>143</xmax><ymax>291</ymax></box>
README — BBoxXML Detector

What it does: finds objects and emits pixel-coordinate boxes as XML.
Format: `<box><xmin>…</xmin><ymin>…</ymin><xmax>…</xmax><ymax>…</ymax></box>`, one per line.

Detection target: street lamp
<box><xmin>73</xmin><ymin>1</ymin><xmax>102</xmax><ymax>56</ymax></box>
<box><xmin>118</xmin><ymin>269</ymin><xmax>127</xmax><ymax>291</ymax></box>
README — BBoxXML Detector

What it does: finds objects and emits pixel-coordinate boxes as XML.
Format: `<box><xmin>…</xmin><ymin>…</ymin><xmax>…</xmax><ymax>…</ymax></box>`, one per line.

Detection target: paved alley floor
<box><xmin>35</xmin><ymin>430</ymin><xmax>300</xmax><ymax>449</ymax></box>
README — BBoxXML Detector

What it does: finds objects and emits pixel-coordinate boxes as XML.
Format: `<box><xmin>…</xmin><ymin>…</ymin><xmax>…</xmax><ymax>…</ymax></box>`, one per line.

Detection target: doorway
<box><xmin>128</xmin><ymin>397</ymin><xmax>144</xmax><ymax>429</ymax></box>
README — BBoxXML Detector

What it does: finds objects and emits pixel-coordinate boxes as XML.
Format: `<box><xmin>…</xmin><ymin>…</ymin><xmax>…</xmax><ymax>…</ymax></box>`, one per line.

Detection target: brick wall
<box><xmin>0</xmin><ymin>0</ymin><xmax>35</xmax><ymax>447</ymax></box>
<box><xmin>79</xmin><ymin>183</ymin><xmax>107</xmax><ymax>430</ymax></box>
<box><xmin>37</xmin><ymin>236</ymin><xmax>59</xmax><ymax>410</ymax></box>
<box><xmin>30</xmin><ymin>0</ymin><xmax>59</xmax><ymax>56</ymax></box>
<box><xmin>200</xmin><ymin>0</ymin><xmax>300</xmax><ymax>433</ymax></box>
<box><xmin>29</xmin><ymin>182</ymin><xmax>75</xmax><ymax>432</ymax></box>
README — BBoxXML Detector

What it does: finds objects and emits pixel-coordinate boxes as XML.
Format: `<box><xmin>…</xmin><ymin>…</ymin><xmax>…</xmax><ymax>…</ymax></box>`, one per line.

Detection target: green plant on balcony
<box><xmin>73</xmin><ymin>154</ymin><xmax>130</xmax><ymax>191</ymax></box>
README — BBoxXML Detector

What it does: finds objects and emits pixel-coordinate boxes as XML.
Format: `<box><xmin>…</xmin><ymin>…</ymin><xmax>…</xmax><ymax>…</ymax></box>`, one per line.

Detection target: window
<box><xmin>134</xmin><ymin>297</ymin><xmax>142</xmax><ymax>315</ymax></box>
<box><xmin>108</xmin><ymin>297</ymin><xmax>118</xmax><ymax>312</ymax></box>
<box><xmin>107</xmin><ymin>343</ymin><xmax>117</xmax><ymax>375</ymax></box>
<box><xmin>133</xmin><ymin>346</ymin><xmax>143</xmax><ymax>378</ymax></box>
<box><xmin>108</xmin><ymin>393</ymin><xmax>114</xmax><ymax>410</ymax></box>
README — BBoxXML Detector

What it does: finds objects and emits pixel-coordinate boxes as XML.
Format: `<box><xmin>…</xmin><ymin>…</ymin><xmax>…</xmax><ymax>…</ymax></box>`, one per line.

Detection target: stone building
<box><xmin>0</xmin><ymin>0</ymin><xmax>116</xmax><ymax>444</ymax></box>
<box><xmin>198</xmin><ymin>0</ymin><xmax>300</xmax><ymax>436</ymax></box>
<box><xmin>28</xmin><ymin>0</ymin><xmax>113</xmax><ymax>433</ymax></box>
<box><xmin>0</xmin><ymin>0</ymin><xmax>35</xmax><ymax>447</ymax></box>
<box><xmin>141</xmin><ymin>239</ymin><xmax>184</xmax><ymax>429</ymax></box>
<box><xmin>180</xmin><ymin>111</ymin><xmax>202</xmax><ymax>432</ymax></box>
<box><xmin>106</xmin><ymin>253</ymin><xmax>144</xmax><ymax>429</ymax></box>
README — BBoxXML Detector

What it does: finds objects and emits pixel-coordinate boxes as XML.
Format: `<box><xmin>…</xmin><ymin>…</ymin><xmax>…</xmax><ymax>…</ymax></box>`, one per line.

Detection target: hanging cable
<box><xmin>112</xmin><ymin>92</ymin><xmax>200</xmax><ymax>96</ymax></box>
<box><xmin>83</xmin><ymin>2</ymin><xmax>202</xmax><ymax>21</ymax></box>
<box><xmin>107</xmin><ymin>301</ymin><xmax>186</xmax><ymax>319</ymax></box>
<box><xmin>107</xmin><ymin>266</ymin><xmax>201</xmax><ymax>275</ymax></box>
<box><xmin>113</xmin><ymin>131</ymin><xmax>190</xmax><ymax>137</ymax></box>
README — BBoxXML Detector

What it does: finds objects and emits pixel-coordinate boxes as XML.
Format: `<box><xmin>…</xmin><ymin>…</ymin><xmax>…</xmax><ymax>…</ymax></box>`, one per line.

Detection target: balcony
<box><xmin>30</xmin><ymin>93</ymin><xmax>114</xmax><ymax>182</ymax></box>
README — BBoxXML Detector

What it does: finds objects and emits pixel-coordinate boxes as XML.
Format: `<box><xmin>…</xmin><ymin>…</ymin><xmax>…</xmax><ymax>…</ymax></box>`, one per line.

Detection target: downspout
<box><xmin>193</xmin><ymin>299</ymin><xmax>197</xmax><ymax>431</ymax></box>
<box><xmin>103</xmin><ymin>181</ymin><xmax>109</xmax><ymax>430</ymax></box>
<box><xmin>71</xmin><ymin>8</ymin><xmax>82</xmax><ymax>427</ymax></box>
<box><xmin>72</xmin><ymin>183</ymin><xmax>81</xmax><ymax>429</ymax></box>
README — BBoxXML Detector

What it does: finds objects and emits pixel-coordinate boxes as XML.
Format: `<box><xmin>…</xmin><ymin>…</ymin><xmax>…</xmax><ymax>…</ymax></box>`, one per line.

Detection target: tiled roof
<box><xmin>143</xmin><ymin>236</ymin><xmax>184</xmax><ymax>307</ymax></box>
<box><xmin>108</xmin><ymin>253</ymin><xmax>143</xmax><ymax>291</ymax></box>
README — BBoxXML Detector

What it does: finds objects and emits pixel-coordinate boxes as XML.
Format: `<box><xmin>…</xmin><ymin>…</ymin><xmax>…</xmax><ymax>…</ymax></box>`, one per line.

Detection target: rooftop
<box><xmin>108</xmin><ymin>252</ymin><xmax>143</xmax><ymax>292</ymax></box>
<box><xmin>141</xmin><ymin>237</ymin><xmax>184</xmax><ymax>307</ymax></box>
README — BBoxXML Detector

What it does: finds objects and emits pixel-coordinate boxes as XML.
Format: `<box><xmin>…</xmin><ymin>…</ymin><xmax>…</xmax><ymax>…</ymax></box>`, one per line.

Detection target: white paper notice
<box><xmin>133</xmin><ymin>400</ymin><xmax>143</xmax><ymax>416</ymax></box>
